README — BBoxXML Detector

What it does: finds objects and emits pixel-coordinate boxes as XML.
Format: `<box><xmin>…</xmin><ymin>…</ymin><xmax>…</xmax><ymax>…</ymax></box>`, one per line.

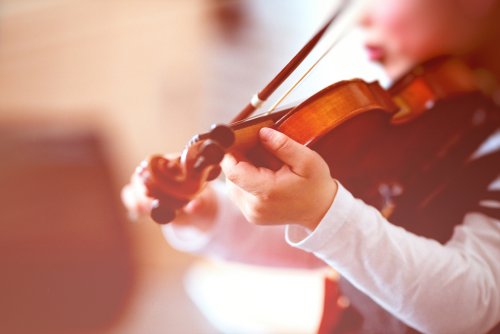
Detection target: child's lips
<box><xmin>364</xmin><ymin>44</ymin><xmax>385</xmax><ymax>62</ymax></box>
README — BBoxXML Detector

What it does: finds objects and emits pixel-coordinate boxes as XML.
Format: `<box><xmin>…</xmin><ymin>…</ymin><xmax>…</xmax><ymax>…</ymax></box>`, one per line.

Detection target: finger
<box><xmin>225</xmin><ymin>179</ymin><xmax>253</xmax><ymax>215</ymax></box>
<box><xmin>121</xmin><ymin>184</ymin><xmax>153</xmax><ymax>221</ymax></box>
<box><xmin>222</xmin><ymin>154</ymin><xmax>275</xmax><ymax>194</ymax></box>
<box><xmin>259</xmin><ymin>127</ymin><xmax>318</xmax><ymax>177</ymax></box>
<box><xmin>121</xmin><ymin>184</ymin><xmax>137</xmax><ymax>212</ymax></box>
<box><xmin>131</xmin><ymin>173</ymin><xmax>156</xmax><ymax>211</ymax></box>
<box><xmin>220</xmin><ymin>153</ymin><xmax>237</xmax><ymax>172</ymax></box>
<box><xmin>220</xmin><ymin>152</ymin><xmax>254</xmax><ymax>169</ymax></box>
<box><xmin>221</xmin><ymin>154</ymin><xmax>258</xmax><ymax>186</ymax></box>
<box><xmin>184</xmin><ymin>184</ymin><xmax>215</xmax><ymax>214</ymax></box>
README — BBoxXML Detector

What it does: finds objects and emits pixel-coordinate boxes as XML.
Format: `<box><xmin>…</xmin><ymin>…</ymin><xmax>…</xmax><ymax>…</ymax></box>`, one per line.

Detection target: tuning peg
<box><xmin>208</xmin><ymin>124</ymin><xmax>235</xmax><ymax>148</ymax></box>
<box><xmin>193</xmin><ymin>139</ymin><xmax>226</xmax><ymax>172</ymax></box>
<box><xmin>150</xmin><ymin>199</ymin><xmax>176</xmax><ymax>224</ymax></box>
<box><xmin>206</xmin><ymin>165</ymin><xmax>222</xmax><ymax>181</ymax></box>
<box><xmin>150</xmin><ymin>195</ymin><xmax>190</xmax><ymax>224</ymax></box>
<box><xmin>188</xmin><ymin>124</ymin><xmax>235</xmax><ymax>148</ymax></box>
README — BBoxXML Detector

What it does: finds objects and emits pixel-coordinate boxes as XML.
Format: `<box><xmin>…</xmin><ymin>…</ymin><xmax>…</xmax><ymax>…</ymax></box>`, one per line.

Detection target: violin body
<box><xmin>141</xmin><ymin>57</ymin><xmax>486</xmax><ymax>223</ymax></box>
<box><xmin>313</xmin><ymin>88</ymin><xmax>494</xmax><ymax>217</ymax></box>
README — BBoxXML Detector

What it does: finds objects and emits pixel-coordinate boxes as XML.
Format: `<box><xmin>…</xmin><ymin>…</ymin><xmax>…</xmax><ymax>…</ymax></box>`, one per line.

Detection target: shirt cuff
<box><xmin>285</xmin><ymin>181</ymin><xmax>356</xmax><ymax>253</ymax></box>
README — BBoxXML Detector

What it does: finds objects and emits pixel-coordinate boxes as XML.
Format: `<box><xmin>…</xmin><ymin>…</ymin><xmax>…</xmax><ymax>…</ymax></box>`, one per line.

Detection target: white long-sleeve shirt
<box><xmin>287</xmin><ymin>182</ymin><xmax>500</xmax><ymax>333</ymax></box>
<box><xmin>163</xmin><ymin>179</ymin><xmax>500</xmax><ymax>333</ymax></box>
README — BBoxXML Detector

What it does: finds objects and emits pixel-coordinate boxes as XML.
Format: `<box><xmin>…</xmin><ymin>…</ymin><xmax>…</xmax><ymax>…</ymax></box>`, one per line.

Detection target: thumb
<box><xmin>259</xmin><ymin>127</ymin><xmax>317</xmax><ymax>176</ymax></box>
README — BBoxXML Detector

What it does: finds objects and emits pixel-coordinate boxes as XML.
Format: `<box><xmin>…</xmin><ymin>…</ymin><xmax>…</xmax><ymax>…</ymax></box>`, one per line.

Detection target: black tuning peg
<box><xmin>150</xmin><ymin>199</ymin><xmax>176</xmax><ymax>224</ymax></box>
<box><xmin>193</xmin><ymin>139</ymin><xmax>226</xmax><ymax>172</ymax></box>
<box><xmin>187</xmin><ymin>124</ymin><xmax>235</xmax><ymax>149</ymax></box>
<box><xmin>208</xmin><ymin>124</ymin><xmax>235</xmax><ymax>148</ymax></box>
<box><xmin>150</xmin><ymin>196</ymin><xmax>191</xmax><ymax>224</ymax></box>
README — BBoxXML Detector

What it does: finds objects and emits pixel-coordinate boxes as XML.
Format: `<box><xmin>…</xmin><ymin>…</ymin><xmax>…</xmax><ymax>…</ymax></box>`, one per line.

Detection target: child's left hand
<box><xmin>221</xmin><ymin>127</ymin><xmax>337</xmax><ymax>230</ymax></box>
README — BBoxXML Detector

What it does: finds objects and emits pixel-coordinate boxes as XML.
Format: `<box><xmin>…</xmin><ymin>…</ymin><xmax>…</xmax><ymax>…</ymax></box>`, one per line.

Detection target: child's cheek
<box><xmin>374</xmin><ymin>0</ymin><xmax>412</xmax><ymax>34</ymax></box>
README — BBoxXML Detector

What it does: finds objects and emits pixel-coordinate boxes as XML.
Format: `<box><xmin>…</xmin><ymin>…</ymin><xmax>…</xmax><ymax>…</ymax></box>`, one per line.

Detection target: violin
<box><xmin>136</xmin><ymin>7</ymin><xmax>481</xmax><ymax>224</ymax></box>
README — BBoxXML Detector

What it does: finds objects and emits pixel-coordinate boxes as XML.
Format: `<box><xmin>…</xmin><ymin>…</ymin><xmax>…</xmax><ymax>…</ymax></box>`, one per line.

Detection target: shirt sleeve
<box><xmin>162</xmin><ymin>180</ymin><xmax>325</xmax><ymax>269</ymax></box>
<box><xmin>286</xmin><ymin>182</ymin><xmax>500</xmax><ymax>334</ymax></box>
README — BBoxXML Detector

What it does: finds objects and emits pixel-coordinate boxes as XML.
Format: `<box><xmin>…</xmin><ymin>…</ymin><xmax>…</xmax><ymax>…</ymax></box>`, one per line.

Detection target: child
<box><xmin>122</xmin><ymin>0</ymin><xmax>500</xmax><ymax>332</ymax></box>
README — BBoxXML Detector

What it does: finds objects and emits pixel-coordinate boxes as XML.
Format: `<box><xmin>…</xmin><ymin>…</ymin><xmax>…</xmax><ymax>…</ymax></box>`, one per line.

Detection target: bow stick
<box><xmin>231</xmin><ymin>0</ymin><xmax>349</xmax><ymax>123</ymax></box>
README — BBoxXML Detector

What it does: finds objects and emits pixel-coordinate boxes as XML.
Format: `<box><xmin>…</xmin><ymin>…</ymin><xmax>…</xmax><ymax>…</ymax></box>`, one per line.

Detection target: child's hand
<box><xmin>121</xmin><ymin>167</ymin><xmax>154</xmax><ymax>220</ymax></box>
<box><xmin>221</xmin><ymin>127</ymin><xmax>337</xmax><ymax>231</ymax></box>
<box><xmin>121</xmin><ymin>157</ymin><xmax>218</xmax><ymax>232</ymax></box>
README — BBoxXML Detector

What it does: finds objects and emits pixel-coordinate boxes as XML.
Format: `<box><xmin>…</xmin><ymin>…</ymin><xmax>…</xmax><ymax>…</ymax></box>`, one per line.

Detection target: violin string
<box><xmin>231</xmin><ymin>0</ymin><xmax>350</xmax><ymax>123</ymax></box>
<box><xmin>266</xmin><ymin>0</ymin><xmax>369</xmax><ymax>114</ymax></box>
<box><xmin>265</xmin><ymin>29</ymin><xmax>350</xmax><ymax>114</ymax></box>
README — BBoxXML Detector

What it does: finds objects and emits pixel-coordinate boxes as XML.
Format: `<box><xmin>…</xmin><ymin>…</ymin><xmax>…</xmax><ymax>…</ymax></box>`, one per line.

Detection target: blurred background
<box><xmin>0</xmin><ymin>0</ymin><xmax>383</xmax><ymax>333</ymax></box>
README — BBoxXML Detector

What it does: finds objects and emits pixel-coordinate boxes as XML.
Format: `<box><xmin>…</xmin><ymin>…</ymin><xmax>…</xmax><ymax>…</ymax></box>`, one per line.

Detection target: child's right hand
<box><xmin>121</xmin><ymin>158</ymin><xmax>219</xmax><ymax>232</ymax></box>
